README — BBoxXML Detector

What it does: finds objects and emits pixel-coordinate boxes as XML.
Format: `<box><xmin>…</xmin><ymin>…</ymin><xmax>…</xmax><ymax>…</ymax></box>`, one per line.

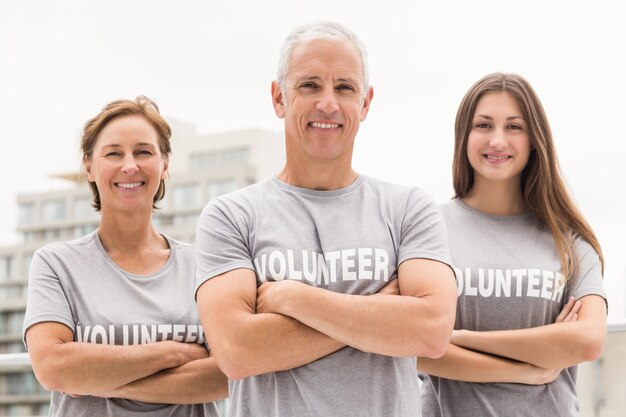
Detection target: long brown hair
<box><xmin>81</xmin><ymin>96</ymin><xmax>172</xmax><ymax>211</ymax></box>
<box><xmin>452</xmin><ymin>73</ymin><xmax>603</xmax><ymax>279</ymax></box>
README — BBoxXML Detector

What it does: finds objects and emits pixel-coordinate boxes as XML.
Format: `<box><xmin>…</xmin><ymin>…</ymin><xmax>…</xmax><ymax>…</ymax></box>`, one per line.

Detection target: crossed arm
<box><xmin>417</xmin><ymin>294</ymin><xmax>607</xmax><ymax>384</ymax></box>
<box><xmin>196</xmin><ymin>258</ymin><xmax>457</xmax><ymax>380</ymax></box>
<box><xmin>26</xmin><ymin>322</ymin><xmax>228</xmax><ymax>403</ymax></box>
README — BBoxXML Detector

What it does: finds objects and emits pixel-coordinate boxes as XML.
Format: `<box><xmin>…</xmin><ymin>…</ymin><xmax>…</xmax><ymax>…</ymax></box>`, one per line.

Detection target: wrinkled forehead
<box><xmin>287</xmin><ymin>38</ymin><xmax>364</xmax><ymax>82</ymax></box>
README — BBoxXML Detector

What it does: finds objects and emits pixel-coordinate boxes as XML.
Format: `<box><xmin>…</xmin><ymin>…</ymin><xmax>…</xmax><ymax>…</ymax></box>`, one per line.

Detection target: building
<box><xmin>0</xmin><ymin>122</ymin><xmax>283</xmax><ymax>416</ymax></box>
<box><xmin>578</xmin><ymin>323</ymin><xmax>626</xmax><ymax>417</ymax></box>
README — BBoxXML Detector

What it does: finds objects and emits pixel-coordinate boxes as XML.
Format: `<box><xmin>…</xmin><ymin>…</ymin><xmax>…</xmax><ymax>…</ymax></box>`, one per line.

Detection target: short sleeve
<box><xmin>195</xmin><ymin>198</ymin><xmax>256</xmax><ymax>295</ymax></box>
<box><xmin>22</xmin><ymin>249</ymin><xmax>75</xmax><ymax>348</ymax></box>
<box><xmin>398</xmin><ymin>188</ymin><xmax>452</xmax><ymax>268</ymax></box>
<box><xmin>566</xmin><ymin>236</ymin><xmax>606</xmax><ymax>306</ymax></box>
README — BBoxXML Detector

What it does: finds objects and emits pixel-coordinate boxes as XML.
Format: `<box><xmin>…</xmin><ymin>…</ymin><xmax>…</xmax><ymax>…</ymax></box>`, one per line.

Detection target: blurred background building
<box><xmin>578</xmin><ymin>323</ymin><xmax>626</xmax><ymax>417</ymax></box>
<box><xmin>0</xmin><ymin>122</ymin><xmax>284</xmax><ymax>416</ymax></box>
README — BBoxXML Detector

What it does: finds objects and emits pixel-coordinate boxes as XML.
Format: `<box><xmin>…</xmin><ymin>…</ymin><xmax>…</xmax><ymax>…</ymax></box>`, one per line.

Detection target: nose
<box><xmin>315</xmin><ymin>87</ymin><xmax>339</xmax><ymax>114</ymax></box>
<box><xmin>489</xmin><ymin>128</ymin><xmax>507</xmax><ymax>149</ymax></box>
<box><xmin>121</xmin><ymin>155</ymin><xmax>139</xmax><ymax>174</ymax></box>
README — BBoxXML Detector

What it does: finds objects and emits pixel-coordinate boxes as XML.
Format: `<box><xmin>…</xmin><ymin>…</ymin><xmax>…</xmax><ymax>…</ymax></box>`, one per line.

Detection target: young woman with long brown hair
<box><xmin>418</xmin><ymin>73</ymin><xmax>607</xmax><ymax>417</ymax></box>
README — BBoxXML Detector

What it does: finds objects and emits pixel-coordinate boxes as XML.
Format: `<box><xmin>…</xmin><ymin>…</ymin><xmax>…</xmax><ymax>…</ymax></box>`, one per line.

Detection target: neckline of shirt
<box><xmin>452</xmin><ymin>198</ymin><xmax>534</xmax><ymax>222</ymax></box>
<box><xmin>270</xmin><ymin>174</ymin><xmax>364</xmax><ymax>197</ymax></box>
<box><xmin>92</xmin><ymin>230</ymin><xmax>176</xmax><ymax>280</ymax></box>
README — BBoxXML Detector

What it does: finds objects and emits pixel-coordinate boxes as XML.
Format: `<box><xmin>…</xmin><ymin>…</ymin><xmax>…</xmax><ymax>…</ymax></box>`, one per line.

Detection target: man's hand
<box><xmin>257</xmin><ymin>278</ymin><xmax>400</xmax><ymax>315</ymax></box>
<box><xmin>374</xmin><ymin>279</ymin><xmax>400</xmax><ymax>296</ymax></box>
<box><xmin>256</xmin><ymin>280</ymin><xmax>300</xmax><ymax>314</ymax></box>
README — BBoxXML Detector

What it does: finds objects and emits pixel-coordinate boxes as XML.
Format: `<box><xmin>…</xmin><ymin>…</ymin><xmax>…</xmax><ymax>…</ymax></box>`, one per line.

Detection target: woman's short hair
<box><xmin>81</xmin><ymin>96</ymin><xmax>172</xmax><ymax>211</ymax></box>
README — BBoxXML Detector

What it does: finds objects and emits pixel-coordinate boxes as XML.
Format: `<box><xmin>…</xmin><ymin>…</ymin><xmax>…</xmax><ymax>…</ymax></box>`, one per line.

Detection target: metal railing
<box><xmin>0</xmin><ymin>353</ymin><xmax>30</xmax><ymax>369</ymax></box>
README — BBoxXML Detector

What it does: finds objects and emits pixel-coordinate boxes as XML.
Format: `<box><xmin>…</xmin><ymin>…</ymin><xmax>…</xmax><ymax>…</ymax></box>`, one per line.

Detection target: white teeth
<box><xmin>310</xmin><ymin>122</ymin><xmax>340</xmax><ymax>129</ymax></box>
<box><xmin>485</xmin><ymin>155</ymin><xmax>510</xmax><ymax>160</ymax></box>
<box><xmin>116</xmin><ymin>182</ymin><xmax>143</xmax><ymax>189</ymax></box>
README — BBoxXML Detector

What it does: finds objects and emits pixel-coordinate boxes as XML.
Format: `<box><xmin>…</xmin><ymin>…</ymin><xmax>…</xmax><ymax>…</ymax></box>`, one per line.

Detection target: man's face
<box><xmin>272</xmin><ymin>38</ymin><xmax>373</xmax><ymax>164</ymax></box>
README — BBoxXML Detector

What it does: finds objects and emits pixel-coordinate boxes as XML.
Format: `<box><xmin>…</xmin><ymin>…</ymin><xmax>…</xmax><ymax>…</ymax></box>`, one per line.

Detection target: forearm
<box><xmin>453</xmin><ymin>321</ymin><xmax>605</xmax><ymax>369</ymax></box>
<box><xmin>101</xmin><ymin>357</ymin><xmax>228</xmax><ymax>404</ymax></box>
<box><xmin>276</xmin><ymin>285</ymin><xmax>451</xmax><ymax>357</ymax></box>
<box><xmin>418</xmin><ymin>343</ymin><xmax>552</xmax><ymax>384</ymax></box>
<box><xmin>212</xmin><ymin>311</ymin><xmax>345</xmax><ymax>380</ymax></box>
<box><xmin>32</xmin><ymin>341</ymin><xmax>192</xmax><ymax>395</ymax></box>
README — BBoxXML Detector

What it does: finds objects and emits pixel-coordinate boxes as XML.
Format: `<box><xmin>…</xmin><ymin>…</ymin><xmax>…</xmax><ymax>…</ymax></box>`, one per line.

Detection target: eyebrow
<box><xmin>101</xmin><ymin>142</ymin><xmax>157</xmax><ymax>149</ymax></box>
<box><xmin>474</xmin><ymin>114</ymin><xmax>525</xmax><ymax>121</ymax></box>
<box><xmin>336</xmin><ymin>77</ymin><xmax>358</xmax><ymax>84</ymax></box>
<box><xmin>294</xmin><ymin>76</ymin><xmax>359</xmax><ymax>85</ymax></box>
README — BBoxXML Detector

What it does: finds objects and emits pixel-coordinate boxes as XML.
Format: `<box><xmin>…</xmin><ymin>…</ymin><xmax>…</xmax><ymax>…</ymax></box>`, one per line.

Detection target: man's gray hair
<box><xmin>276</xmin><ymin>21</ymin><xmax>370</xmax><ymax>98</ymax></box>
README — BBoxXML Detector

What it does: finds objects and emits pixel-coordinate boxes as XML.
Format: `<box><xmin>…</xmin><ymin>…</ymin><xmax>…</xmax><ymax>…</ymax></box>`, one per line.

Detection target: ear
<box><xmin>271</xmin><ymin>81</ymin><xmax>286</xmax><ymax>119</ymax></box>
<box><xmin>84</xmin><ymin>157</ymin><xmax>95</xmax><ymax>182</ymax></box>
<box><xmin>161</xmin><ymin>159</ymin><xmax>169</xmax><ymax>180</ymax></box>
<box><xmin>360</xmin><ymin>86</ymin><xmax>374</xmax><ymax>122</ymax></box>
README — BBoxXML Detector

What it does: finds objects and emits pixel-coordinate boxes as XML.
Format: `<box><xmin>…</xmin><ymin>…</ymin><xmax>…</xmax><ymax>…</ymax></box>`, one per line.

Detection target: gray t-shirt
<box><xmin>421</xmin><ymin>199</ymin><xmax>606</xmax><ymax>417</ymax></box>
<box><xmin>23</xmin><ymin>230</ymin><xmax>220</xmax><ymax>417</ymax></box>
<box><xmin>195</xmin><ymin>175</ymin><xmax>452</xmax><ymax>417</ymax></box>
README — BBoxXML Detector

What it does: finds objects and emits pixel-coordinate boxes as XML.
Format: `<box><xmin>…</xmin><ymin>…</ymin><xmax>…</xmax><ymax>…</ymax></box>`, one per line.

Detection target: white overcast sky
<box><xmin>1</xmin><ymin>0</ymin><xmax>624</xmax><ymax>321</ymax></box>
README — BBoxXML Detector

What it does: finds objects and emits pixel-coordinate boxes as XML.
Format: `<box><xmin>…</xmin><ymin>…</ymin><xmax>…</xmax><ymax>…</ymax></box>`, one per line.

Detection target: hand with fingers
<box><xmin>374</xmin><ymin>279</ymin><xmax>400</xmax><ymax>296</ymax></box>
<box><xmin>555</xmin><ymin>296</ymin><xmax>582</xmax><ymax>323</ymax></box>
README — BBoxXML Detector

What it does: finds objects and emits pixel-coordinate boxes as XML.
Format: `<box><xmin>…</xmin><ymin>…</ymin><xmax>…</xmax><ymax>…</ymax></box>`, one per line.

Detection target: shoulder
<box><xmin>573</xmin><ymin>234</ymin><xmax>599</xmax><ymax>256</ymax></box>
<box><xmin>572</xmin><ymin>234</ymin><xmax>602</xmax><ymax>270</ymax></box>
<box><xmin>34</xmin><ymin>231</ymin><xmax>98</xmax><ymax>261</ymax></box>
<box><xmin>362</xmin><ymin>176</ymin><xmax>436</xmax><ymax>206</ymax></box>
<box><xmin>164</xmin><ymin>235</ymin><xmax>195</xmax><ymax>261</ymax></box>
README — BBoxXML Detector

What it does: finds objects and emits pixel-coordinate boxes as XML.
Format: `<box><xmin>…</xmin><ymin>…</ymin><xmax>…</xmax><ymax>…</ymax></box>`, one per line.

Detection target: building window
<box><xmin>6</xmin><ymin>342</ymin><xmax>26</xmax><ymax>354</ymax></box>
<box><xmin>190</xmin><ymin>147</ymin><xmax>250</xmax><ymax>170</ymax></box>
<box><xmin>4</xmin><ymin>372</ymin><xmax>47</xmax><ymax>396</ymax></box>
<box><xmin>6</xmin><ymin>311</ymin><xmax>25</xmax><ymax>335</ymax></box>
<box><xmin>6</xmin><ymin>404</ymin><xmax>33</xmax><ymax>416</ymax></box>
<box><xmin>0</xmin><ymin>311</ymin><xmax>25</xmax><ymax>337</ymax></box>
<box><xmin>172</xmin><ymin>183</ymin><xmax>200</xmax><ymax>209</ymax></box>
<box><xmin>44</xmin><ymin>228</ymin><xmax>62</xmax><ymax>241</ymax></box>
<box><xmin>21</xmin><ymin>252</ymin><xmax>33</xmax><ymax>278</ymax></box>
<box><xmin>18</xmin><ymin>203</ymin><xmax>36</xmax><ymax>227</ymax></box>
<box><xmin>75</xmin><ymin>224</ymin><xmax>97</xmax><ymax>237</ymax></box>
<box><xmin>42</xmin><ymin>199</ymin><xmax>66</xmax><ymax>224</ymax></box>
<box><xmin>0</xmin><ymin>284</ymin><xmax>25</xmax><ymax>302</ymax></box>
<box><xmin>73</xmin><ymin>196</ymin><xmax>96</xmax><ymax>220</ymax></box>
<box><xmin>0</xmin><ymin>256</ymin><xmax>14</xmax><ymax>281</ymax></box>
<box><xmin>38</xmin><ymin>403</ymin><xmax>50</xmax><ymax>416</ymax></box>
<box><xmin>173</xmin><ymin>213</ymin><xmax>199</xmax><ymax>226</ymax></box>
<box><xmin>207</xmin><ymin>178</ymin><xmax>239</xmax><ymax>200</ymax></box>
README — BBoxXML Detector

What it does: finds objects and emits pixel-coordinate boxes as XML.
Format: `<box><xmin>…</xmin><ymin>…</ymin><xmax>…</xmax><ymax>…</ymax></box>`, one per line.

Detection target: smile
<box><xmin>115</xmin><ymin>181</ymin><xmax>144</xmax><ymax>189</ymax></box>
<box><xmin>309</xmin><ymin>122</ymin><xmax>341</xmax><ymax>129</ymax></box>
<box><xmin>483</xmin><ymin>154</ymin><xmax>511</xmax><ymax>160</ymax></box>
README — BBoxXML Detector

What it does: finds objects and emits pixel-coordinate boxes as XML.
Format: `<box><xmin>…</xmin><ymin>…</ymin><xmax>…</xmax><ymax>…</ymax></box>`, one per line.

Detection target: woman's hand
<box><xmin>555</xmin><ymin>296</ymin><xmax>582</xmax><ymax>323</ymax></box>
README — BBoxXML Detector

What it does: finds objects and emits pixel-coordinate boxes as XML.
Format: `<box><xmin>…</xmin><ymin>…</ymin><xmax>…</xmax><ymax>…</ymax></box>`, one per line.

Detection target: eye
<box><xmin>104</xmin><ymin>151</ymin><xmax>121</xmax><ymax>157</ymax></box>
<box><xmin>136</xmin><ymin>149</ymin><xmax>154</xmax><ymax>156</ymax></box>
<box><xmin>475</xmin><ymin>122</ymin><xmax>491</xmax><ymax>129</ymax></box>
<box><xmin>508</xmin><ymin>124</ymin><xmax>523</xmax><ymax>130</ymax></box>
<box><xmin>336</xmin><ymin>84</ymin><xmax>355</xmax><ymax>92</ymax></box>
<box><xmin>299</xmin><ymin>82</ymin><xmax>319</xmax><ymax>90</ymax></box>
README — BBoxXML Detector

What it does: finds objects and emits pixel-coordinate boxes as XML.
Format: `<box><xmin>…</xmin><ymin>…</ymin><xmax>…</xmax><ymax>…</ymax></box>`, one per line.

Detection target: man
<box><xmin>195</xmin><ymin>21</ymin><xmax>457</xmax><ymax>417</ymax></box>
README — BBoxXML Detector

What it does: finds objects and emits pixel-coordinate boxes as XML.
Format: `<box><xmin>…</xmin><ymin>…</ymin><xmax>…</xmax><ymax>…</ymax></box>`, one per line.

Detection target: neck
<box><xmin>463</xmin><ymin>177</ymin><xmax>526</xmax><ymax>216</ymax></box>
<box><xmin>277</xmin><ymin>159</ymin><xmax>357</xmax><ymax>191</ymax></box>
<box><xmin>98</xmin><ymin>208</ymin><xmax>165</xmax><ymax>254</ymax></box>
